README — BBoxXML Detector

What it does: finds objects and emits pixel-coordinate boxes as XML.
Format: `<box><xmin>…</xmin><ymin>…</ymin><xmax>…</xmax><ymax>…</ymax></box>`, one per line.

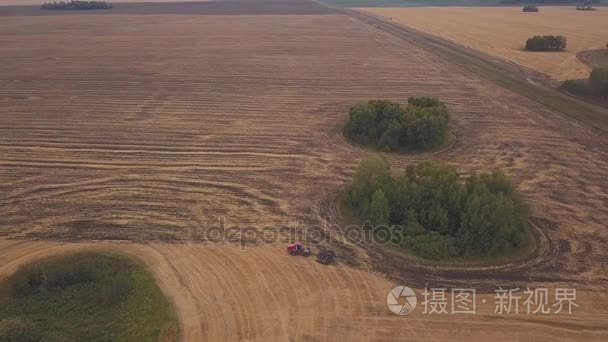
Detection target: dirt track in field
<box><xmin>1</xmin><ymin>0</ymin><xmax>608</xmax><ymax>340</ymax></box>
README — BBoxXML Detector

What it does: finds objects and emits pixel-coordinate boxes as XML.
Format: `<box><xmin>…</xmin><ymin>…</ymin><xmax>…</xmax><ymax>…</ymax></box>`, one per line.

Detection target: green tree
<box><xmin>459</xmin><ymin>177</ymin><xmax>493</xmax><ymax>255</ymax></box>
<box><xmin>525</xmin><ymin>35</ymin><xmax>566</xmax><ymax>51</ymax></box>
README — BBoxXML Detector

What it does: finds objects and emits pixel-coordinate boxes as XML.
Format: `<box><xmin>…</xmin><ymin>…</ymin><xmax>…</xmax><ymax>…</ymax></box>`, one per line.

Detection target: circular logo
<box><xmin>387</xmin><ymin>286</ymin><xmax>417</xmax><ymax>315</ymax></box>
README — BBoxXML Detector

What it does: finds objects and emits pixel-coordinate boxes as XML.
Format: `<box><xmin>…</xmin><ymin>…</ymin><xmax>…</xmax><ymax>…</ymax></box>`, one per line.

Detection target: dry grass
<box><xmin>360</xmin><ymin>6</ymin><xmax>608</xmax><ymax>80</ymax></box>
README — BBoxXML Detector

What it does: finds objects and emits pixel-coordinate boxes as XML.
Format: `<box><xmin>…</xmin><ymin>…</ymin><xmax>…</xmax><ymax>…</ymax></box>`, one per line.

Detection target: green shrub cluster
<box><xmin>525</xmin><ymin>35</ymin><xmax>567</xmax><ymax>51</ymax></box>
<box><xmin>41</xmin><ymin>1</ymin><xmax>113</xmax><ymax>10</ymax></box>
<box><xmin>590</xmin><ymin>67</ymin><xmax>608</xmax><ymax>99</ymax></box>
<box><xmin>8</xmin><ymin>254</ymin><xmax>131</xmax><ymax>304</ymax></box>
<box><xmin>342</xmin><ymin>157</ymin><xmax>529</xmax><ymax>260</ymax></box>
<box><xmin>344</xmin><ymin>97</ymin><xmax>450</xmax><ymax>152</ymax></box>
<box><xmin>0</xmin><ymin>253</ymin><xmax>177</xmax><ymax>341</ymax></box>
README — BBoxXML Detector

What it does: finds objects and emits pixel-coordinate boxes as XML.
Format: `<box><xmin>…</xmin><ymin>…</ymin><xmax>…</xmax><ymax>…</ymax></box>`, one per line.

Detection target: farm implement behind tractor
<box><xmin>286</xmin><ymin>242</ymin><xmax>336</xmax><ymax>265</ymax></box>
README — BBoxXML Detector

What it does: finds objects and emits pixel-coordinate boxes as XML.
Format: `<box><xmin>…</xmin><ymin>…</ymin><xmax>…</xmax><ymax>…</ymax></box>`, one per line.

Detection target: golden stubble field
<box><xmin>1</xmin><ymin>1</ymin><xmax>608</xmax><ymax>340</ymax></box>
<box><xmin>2</xmin><ymin>240</ymin><xmax>608</xmax><ymax>341</ymax></box>
<box><xmin>360</xmin><ymin>6</ymin><xmax>608</xmax><ymax>80</ymax></box>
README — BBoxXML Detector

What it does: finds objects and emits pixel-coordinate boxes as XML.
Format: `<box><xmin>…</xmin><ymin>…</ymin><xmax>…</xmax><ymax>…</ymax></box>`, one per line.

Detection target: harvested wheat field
<box><xmin>1</xmin><ymin>0</ymin><xmax>608</xmax><ymax>340</ymax></box>
<box><xmin>360</xmin><ymin>6</ymin><xmax>608</xmax><ymax>80</ymax></box>
<box><xmin>2</xmin><ymin>240</ymin><xmax>608</xmax><ymax>341</ymax></box>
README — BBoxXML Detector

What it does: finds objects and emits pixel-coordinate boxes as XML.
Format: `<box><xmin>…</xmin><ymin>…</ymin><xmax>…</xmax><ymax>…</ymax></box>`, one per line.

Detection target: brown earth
<box><xmin>1</xmin><ymin>0</ymin><xmax>608</xmax><ymax>340</ymax></box>
<box><xmin>0</xmin><ymin>0</ymin><xmax>214</xmax><ymax>5</ymax></box>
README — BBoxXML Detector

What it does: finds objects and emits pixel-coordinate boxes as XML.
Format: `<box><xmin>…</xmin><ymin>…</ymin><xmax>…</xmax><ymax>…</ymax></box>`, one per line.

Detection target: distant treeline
<box><xmin>41</xmin><ymin>1</ymin><xmax>113</xmax><ymax>10</ymax></box>
<box><xmin>525</xmin><ymin>35</ymin><xmax>567</xmax><ymax>51</ymax></box>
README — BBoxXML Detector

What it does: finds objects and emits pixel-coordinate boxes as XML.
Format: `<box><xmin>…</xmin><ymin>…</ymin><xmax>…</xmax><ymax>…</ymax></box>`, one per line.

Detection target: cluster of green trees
<box><xmin>522</xmin><ymin>5</ymin><xmax>539</xmax><ymax>12</ymax></box>
<box><xmin>0</xmin><ymin>253</ymin><xmax>177</xmax><ymax>341</ymax></box>
<box><xmin>562</xmin><ymin>67</ymin><xmax>608</xmax><ymax>99</ymax></box>
<box><xmin>342</xmin><ymin>157</ymin><xmax>529</xmax><ymax>260</ymax></box>
<box><xmin>576</xmin><ymin>1</ymin><xmax>596</xmax><ymax>10</ymax></box>
<box><xmin>344</xmin><ymin>97</ymin><xmax>450</xmax><ymax>152</ymax></box>
<box><xmin>8</xmin><ymin>256</ymin><xmax>129</xmax><ymax>304</ymax></box>
<box><xmin>525</xmin><ymin>35</ymin><xmax>567</xmax><ymax>51</ymax></box>
<box><xmin>41</xmin><ymin>0</ymin><xmax>113</xmax><ymax>10</ymax></box>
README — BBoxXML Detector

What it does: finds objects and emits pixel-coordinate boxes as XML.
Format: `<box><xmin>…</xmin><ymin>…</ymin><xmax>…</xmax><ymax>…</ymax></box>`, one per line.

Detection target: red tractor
<box><xmin>287</xmin><ymin>241</ymin><xmax>311</xmax><ymax>257</ymax></box>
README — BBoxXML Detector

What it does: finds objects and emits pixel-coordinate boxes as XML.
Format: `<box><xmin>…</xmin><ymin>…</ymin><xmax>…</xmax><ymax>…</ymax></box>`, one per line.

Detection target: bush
<box><xmin>576</xmin><ymin>2</ymin><xmax>595</xmax><ymax>10</ymax></box>
<box><xmin>522</xmin><ymin>5</ymin><xmax>539</xmax><ymax>12</ymax></box>
<box><xmin>41</xmin><ymin>1</ymin><xmax>113</xmax><ymax>10</ymax></box>
<box><xmin>525</xmin><ymin>35</ymin><xmax>567</xmax><ymax>51</ymax></box>
<box><xmin>407</xmin><ymin>96</ymin><xmax>442</xmax><ymax>107</ymax></box>
<box><xmin>344</xmin><ymin>97</ymin><xmax>450</xmax><ymax>152</ymax></box>
<box><xmin>8</xmin><ymin>255</ymin><xmax>103</xmax><ymax>297</ymax></box>
<box><xmin>343</xmin><ymin>158</ymin><xmax>529</xmax><ymax>259</ymax></box>
<box><xmin>589</xmin><ymin>67</ymin><xmax>608</xmax><ymax>99</ymax></box>
<box><xmin>403</xmin><ymin>233</ymin><xmax>458</xmax><ymax>260</ymax></box>
<box><xmin>370</xmin><ymin>189</ymin><xmax>390</xmax><ymax>227</ymax></box>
